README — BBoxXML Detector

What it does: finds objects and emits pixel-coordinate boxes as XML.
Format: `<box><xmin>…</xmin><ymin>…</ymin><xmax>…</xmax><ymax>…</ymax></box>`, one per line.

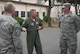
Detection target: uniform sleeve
<box><xmin>39</xmin><ymin>19</ymin><xmax>43</xmax><ymax>29</ymax></box>
<box><xmin>74</xmin><ymin>15</ymin><xmax>80</xmax><ymax>33</ymax></box>
<box><xmin>58</xmin><ymin>15</ymin><xmax>61</xmax><ymax>28</ymax></box>
<box><xmin>12</xmin><ymin>23</ymin><xmax>23</xmax><ymax>54</ymax></box>
<box><xmin>22</xmin><ymin>19</ymin><xmax>28</xmax><ymax>28</ymax></box>
<box><xmin>58</xmin><ymin>17</ymin><xmax>60</xmax><ymax>28</ymax></box>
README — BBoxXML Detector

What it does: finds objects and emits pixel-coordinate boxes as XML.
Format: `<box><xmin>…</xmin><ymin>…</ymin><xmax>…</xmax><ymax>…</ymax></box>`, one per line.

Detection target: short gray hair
<box><xmin>4</xmin><ymin>2</ymin><xmax>15</xmax><ymax>12</ymax></box>
<box><xmin>30</xmin><ymin>9</ymin><xmax>36</xmax><ymax>14</ymax></box>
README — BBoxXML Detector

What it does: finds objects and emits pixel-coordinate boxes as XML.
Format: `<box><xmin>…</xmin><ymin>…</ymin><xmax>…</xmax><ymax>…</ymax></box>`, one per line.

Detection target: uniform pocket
<box><xmin>64</xmin><ymin>18</ymin><xmax>73</xmax><ymax>23</ymax></box>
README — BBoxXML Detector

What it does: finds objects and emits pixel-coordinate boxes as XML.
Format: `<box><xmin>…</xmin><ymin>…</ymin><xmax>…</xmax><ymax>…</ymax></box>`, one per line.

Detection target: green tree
<box><xmin>14</xmin><ymin>17</ymin><xmax>24</xmax><ymax>25</ymax></box>
<box><xmin>46</xmin><ymin>0</ymin><xmax>55</xmax><ymax>27</ymax></box>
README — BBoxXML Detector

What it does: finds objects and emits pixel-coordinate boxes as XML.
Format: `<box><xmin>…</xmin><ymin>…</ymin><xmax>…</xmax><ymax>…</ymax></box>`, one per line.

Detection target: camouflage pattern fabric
<box><xmin>59</xmin><ymin>13</ymin><xmax>80</xmax><ymax>54</ymax></box>
<box><xmin>0</xmin><ymin>13</ymin><xmax>23</xmax><ymax>54</ymax></box>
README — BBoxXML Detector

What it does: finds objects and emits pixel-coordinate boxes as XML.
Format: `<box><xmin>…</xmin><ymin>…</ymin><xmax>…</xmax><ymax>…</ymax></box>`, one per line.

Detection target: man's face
<box><xmin>31</xmin><ymin>11</ymin><xmax>37</xmax><ymax>19</ymax></box>
<box><xmin>62</xmin><ymin>7</ymin><xmax>69</xmax><ymax>13</ymax></box>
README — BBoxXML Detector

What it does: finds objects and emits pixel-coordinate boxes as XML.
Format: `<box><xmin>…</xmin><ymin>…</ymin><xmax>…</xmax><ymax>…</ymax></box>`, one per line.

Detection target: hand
<box><xmin>37</xmin><ymin>26</ymin><xmax>42</xmax><ymax>30</ymax></box>
<box><xmin>22</xmin><ymin>27</ymin><xmax>27</xmax><ymax>32</ymax></box>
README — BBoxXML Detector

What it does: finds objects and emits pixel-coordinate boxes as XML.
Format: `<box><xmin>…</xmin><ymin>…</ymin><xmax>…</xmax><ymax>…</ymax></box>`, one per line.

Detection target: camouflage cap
<box><xmin>62</xmin><ymin>3</ymin><xmax>71</xmax><ymax>8</ymax></box>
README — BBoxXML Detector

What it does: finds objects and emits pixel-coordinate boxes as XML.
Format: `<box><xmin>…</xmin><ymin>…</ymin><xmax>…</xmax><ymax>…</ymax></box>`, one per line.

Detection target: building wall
<box><xmin>20</xmin><ymin>0</ymin><xmax>37</xmax><ymax>4</ymax></box>
<box><xmin>0</xmin><ymin>6</ymin><xmax>2</xmax><ymax>15</ymax></box>
<box><xmin>0</xmin><ymin>1</ymin><xmax>47</xmax><ymax>20</ymax></box>
<box><xmin>0</xmin><ymin>1</ymin><xmax>64</xmax><ymax>20</ymax></box>
<box><xmin>14</xmin><ymin>3</ymin><xmax>47</xmax><ymax>19</ymax></box>
<box><xmin>26</xmin><ymin>5</ymin><xmax>47</xmax><ymax>19</ymax></box>
<box><xmin>13</xmin><ymin>0</ymin><xmax>19</xmax><ymax>1</ymax></box>
<box><xmin>0</xmin><ymin>2</ymin><xmax>5</xmax><ymax>15</ymax></box>
<box><xmin>50</xmin><ymin>6</ymin><xmax>62</xmax><ymax>18</ymax></box>
<box><xmin>14</xmin><ymin>3</ymin><xmax>27</xmax><ymax>19</ymax></box>
<box><xmin>20</xmin><ymin>0</ymin><xmax>45</xmax><ymax>5</ymax></box>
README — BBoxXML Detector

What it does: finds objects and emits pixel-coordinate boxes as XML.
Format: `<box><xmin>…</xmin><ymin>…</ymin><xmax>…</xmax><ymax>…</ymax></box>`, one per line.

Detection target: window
<box><xmin>21</xmin><ymin>11</ymin><xmax>25</xmax><ymax>17</ymax></box>
<box><xmin>14</xmin><ymin>11</ymin><xmax>19</xmax><ymax>17</ymax></box>
<box><xmin>37</xmin><ymin>12</ymin><xmax>39</xmax><ymax>17</ymax></box>
<box><xmin>27</xmin><ymin>12</ymin><xmax>39</xmax><ymax>17</ymax></box>
<box><xmin>27</xmin><ymin>12</ymin><xmax>30</xmax><ymax>17</ymax></box>
<box><xmin>43</xmin><ymin>12</ymin><xmax>45</xmax><ymax>17</ymax></box>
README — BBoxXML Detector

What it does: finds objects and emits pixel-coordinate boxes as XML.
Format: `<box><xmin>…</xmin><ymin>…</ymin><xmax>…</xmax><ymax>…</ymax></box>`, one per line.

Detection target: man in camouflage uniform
<box><xmin>59</xmin><ymin>3</ymin><xmax>80</xmax><ymax>54</ymax></box>
<box><xmin>0</xmin><ymin>2</ymin><xmax>23</xmax><ymax>54</ymax></box>
<box><xmin>22</xmin><ymin>9</ymin><xmax>43</xmax><ymax>54</ymax></box>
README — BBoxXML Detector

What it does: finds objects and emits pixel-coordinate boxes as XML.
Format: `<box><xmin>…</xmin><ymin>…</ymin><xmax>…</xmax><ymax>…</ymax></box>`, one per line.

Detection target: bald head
<box><xmin>4</xmin><ymin>2</ymin><xmax>15</xmax><ymax>13</ymax></box>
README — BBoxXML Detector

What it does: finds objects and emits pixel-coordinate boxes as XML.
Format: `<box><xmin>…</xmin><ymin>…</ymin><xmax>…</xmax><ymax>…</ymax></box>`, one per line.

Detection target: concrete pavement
<box><xmin>21</xmin><ymin>28</ymin><xmax>80</xmax><ymax>54</ymax></box>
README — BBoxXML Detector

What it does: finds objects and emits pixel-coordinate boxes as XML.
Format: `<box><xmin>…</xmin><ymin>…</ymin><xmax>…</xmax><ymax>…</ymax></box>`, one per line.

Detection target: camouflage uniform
<box><xmin>22</xmin><ymin>18</ymin><xmax>43</xmax><ymax>54</ymax></box>
<box><xmin>59</xmin><ymin>13</ymin><xmax>80</xmax><ymax>54</ymax></box>
<box><xmin>0</xmin><ymin>13</ymin><xmax>23</xmax><ymax>54</ymax></box>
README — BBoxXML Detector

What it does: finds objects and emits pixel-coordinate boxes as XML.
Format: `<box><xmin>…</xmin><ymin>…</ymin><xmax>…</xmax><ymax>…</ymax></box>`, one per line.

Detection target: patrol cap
<box><xmin>62</xmin><ymin>3</ymin><xmax>71</xmax><ymax>8</ymax></box>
